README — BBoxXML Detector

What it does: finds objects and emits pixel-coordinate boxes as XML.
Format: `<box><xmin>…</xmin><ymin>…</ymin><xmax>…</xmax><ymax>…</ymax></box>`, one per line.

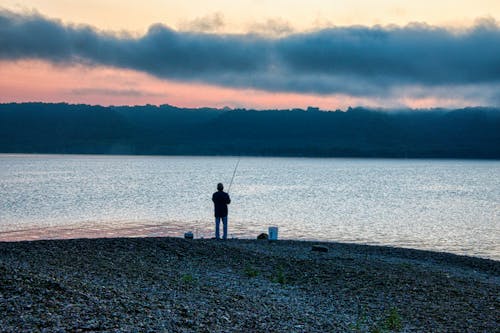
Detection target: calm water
<box><xmin>0</xmin><ymin>154</ymin><xmax>499</xmax><ymax>260</ymax></box>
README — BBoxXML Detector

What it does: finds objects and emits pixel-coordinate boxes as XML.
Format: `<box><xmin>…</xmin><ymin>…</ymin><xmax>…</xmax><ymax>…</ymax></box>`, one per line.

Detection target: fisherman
<box><xmin>212</xmin><ymin>182</ymin><xmax>231</xmax><ymax>240</ymax></box>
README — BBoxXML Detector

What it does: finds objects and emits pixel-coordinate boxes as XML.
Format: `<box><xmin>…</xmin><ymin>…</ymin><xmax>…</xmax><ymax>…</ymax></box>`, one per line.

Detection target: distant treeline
<box><xmin>1</xmin><ymin>103</ymin><xmax>499</xmax><ymax>158</ymax></box>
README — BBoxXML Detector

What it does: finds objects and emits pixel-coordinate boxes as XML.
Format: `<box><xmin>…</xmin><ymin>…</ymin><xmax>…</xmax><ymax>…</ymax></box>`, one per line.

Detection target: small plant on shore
<box><xmin>369</xmin><ymin>307</ymin><xmax>403</xmax><ymax>333</ymax></box>
<box><xmin>349</xmin><ymin>307</ymin><xmax>368</xmax><ymax>332</ymax></box>
<box><xmin>272</xmin><ymin>265</ymin><xmax>287</xmax><ymax>285</ymax></box>
<box><xmin>383</xmin><ymin>307</ymin><xmax>403</xmax><ymax>331</ymax></box>
<box><xmin>349</xmin><ymin>317</ymin><xmax>366</xmax><ymax>332</ymax></box>
<box><xmin>181</xmin><ymin>273</ymin><xmax>196</xmax><ymax>285</ymax></box>
<box><xmin>244</xmin><ymin>265</ymin><xmax>259</xmax><ymax>278</ymax></box>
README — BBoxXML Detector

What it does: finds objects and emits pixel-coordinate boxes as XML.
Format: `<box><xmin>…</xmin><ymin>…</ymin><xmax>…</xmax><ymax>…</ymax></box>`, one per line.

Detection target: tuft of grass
<box><xmin>349</xmin><ymin>318</ymin><xmax>365</xmax><ymax>332</ymax></box>
<box><xmin>369</xmin><ymin>307</ymin><xmax>404</xmax><ymax>332</ymax></box>
<box><xmin>349</xmin><ymin>307</ymin><xmax>368</xmax><ymax>332</ymax></box>
<box><xmin>383</xmin><ymin>307</ymin><xmax>403</xmax><ymax>331</ymax></box>
<box><xmin>366</xmin><ymin>306</ymin><xmax>403</xmax><ymax>333</ymax></box>
<box><xmin>272</xmin><ymin>265</ymin><xmax>287</xmax><ymax>285</ymax></box>
<box><xmin>181</xmin><ymin>274</ymin><xmax>196</xmax><ymax>284</ymax></box>
<box><xmin>244</xmin><ymin>265</ymin><xmax>259</xmax><ymax>278</ymax></box>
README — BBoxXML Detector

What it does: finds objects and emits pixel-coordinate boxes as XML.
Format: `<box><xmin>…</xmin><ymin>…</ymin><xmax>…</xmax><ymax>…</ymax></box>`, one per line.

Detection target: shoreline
<box><xmin>3</xmin><ymin>152</ymin><xmax>500</xmax><ymax>161</ymax></box>
<box><xmin>1</xmin><ymin>228</ymin><xmax>498</xmax><ymax>262</ymax></box>
<box><xmin>1</xmin><ymin>237</ymin><xmax>498</xmax><ymax>332</ymax></box>
<box><xmin>1</xmin><ymin>231</ymin><xmax>499</xmax><ymax>263</ymax></box>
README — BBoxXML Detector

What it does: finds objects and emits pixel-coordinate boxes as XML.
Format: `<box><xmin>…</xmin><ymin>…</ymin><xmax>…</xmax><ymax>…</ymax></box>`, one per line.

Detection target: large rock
<box><xmin>311</xmin><ymin>245</ymin><xmax>328</xmax><ymax>252</ymax></box>
<box><xmin>257</xmin><ymin>233</ymin><xmax>269</xmax><ymax>240</ymax></box>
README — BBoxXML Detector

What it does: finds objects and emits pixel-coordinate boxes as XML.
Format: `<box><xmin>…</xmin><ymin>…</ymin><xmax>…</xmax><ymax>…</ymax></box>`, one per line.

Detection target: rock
<box><xmin>257</xmin><ymin>233</ymin><xmax>269</xmax><ymax>240</ymax></box>
<box><xmin>311</xmin><ymin>245</ymin><xmax>328</xmax><ymax>252</ymax></box>
<box><xmin>184</xmin><ymin>232</ymin><xmax>194</xmax><ymax>239</ymax></box>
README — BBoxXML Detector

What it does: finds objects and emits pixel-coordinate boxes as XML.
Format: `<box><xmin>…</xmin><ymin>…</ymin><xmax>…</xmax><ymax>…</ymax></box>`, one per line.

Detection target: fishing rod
<box><xmin>227</xmin><ymin>156</ymin><xmax>240</xmax><ymax>194</ymax></box>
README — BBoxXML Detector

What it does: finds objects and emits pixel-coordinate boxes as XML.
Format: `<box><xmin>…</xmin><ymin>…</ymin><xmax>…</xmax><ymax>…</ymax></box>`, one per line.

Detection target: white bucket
<box><xmin>268</xmin><ymin>226</ymin><xmax>278</xmax><ymax>240</ymax></box>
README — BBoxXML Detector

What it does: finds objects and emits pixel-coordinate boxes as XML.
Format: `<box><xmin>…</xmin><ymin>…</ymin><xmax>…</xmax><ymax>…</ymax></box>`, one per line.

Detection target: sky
<box><xmin>1</xmin><ymin>1</ymin><xmax>500</xmax><ymax>109</ymax></box>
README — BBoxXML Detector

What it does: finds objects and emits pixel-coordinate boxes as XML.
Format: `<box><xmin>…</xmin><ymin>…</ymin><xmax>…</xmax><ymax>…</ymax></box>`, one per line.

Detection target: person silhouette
<box><xmin>212</xmin><ymin>183</ymin><xmax>231</xmax><ymax>240</ymax></box>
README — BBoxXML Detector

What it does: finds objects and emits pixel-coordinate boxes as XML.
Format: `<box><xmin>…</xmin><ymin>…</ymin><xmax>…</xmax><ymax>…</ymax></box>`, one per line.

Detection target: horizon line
<box><xmin>1</xmin><ymin>101</ymin><xmax>497</xmax><ymax>112</ymax></box>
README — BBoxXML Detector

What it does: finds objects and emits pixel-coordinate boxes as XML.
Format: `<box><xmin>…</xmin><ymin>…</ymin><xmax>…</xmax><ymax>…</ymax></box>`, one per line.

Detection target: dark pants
<box><xmin>215</xmin><ymin>216</ymin><xmax>228</xmax><ymax>240</ymax></box>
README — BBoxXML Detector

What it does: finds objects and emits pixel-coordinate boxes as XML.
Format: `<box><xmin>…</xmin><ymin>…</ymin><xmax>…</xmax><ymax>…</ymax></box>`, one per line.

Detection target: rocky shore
<box><xmin>0</xmin><ymin>237</ymin><xmax>498</xmax><ymax>332</ymax></box>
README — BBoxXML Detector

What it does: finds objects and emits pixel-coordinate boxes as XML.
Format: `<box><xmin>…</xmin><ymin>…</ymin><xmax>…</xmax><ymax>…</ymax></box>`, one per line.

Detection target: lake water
<box><xmin>0</xmin><ymin>154</ymin><xmax>499</xmax><ymax>260</ymax></box>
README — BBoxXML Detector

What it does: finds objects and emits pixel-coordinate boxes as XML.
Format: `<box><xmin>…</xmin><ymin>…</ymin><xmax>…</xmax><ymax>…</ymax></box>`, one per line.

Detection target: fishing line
<box><xmin>227</xmin><ymin>156</ymin><xmax>240</xmax><ymax>194</ymax></box>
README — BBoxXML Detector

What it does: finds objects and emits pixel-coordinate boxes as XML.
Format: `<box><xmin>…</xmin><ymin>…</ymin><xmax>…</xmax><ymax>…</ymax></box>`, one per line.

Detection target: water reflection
<box><xmin>0</xmin><ymin>155</ymin><xmax>499</xmax><ymax>260</ymax></box>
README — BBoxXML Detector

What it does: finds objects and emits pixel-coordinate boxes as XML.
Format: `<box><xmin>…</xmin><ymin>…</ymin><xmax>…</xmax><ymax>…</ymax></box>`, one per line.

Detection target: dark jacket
<box><xmin>212</xmin><ymin>190</ymin><xmax>231</xmax><ymax>217</ymax></box>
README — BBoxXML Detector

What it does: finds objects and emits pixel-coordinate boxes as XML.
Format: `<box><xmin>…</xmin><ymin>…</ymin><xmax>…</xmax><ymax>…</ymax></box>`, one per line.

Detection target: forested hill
<box><xmin>1</xmin><ymin>103</ymin><xmax>499</xmax><ymax>158</ymax></box>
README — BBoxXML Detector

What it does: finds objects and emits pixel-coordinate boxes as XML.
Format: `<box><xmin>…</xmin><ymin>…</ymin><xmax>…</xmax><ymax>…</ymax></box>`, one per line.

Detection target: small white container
<box><xmin>268</xmin><ymin>226</ymin><xmax>278</xmax><ymax>240</ymax></box>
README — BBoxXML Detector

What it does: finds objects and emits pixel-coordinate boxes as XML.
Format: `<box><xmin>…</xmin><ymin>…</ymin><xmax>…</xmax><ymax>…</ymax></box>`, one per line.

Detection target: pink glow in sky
<box><xmin>0</xmin><ymin>60</ymin><xmax>349</xmax><ymax>109</ymax></box>
<box><xmin>0</xmin><ymin>60</ymin><xmax>477</xmax><ymax>110</ymax></box>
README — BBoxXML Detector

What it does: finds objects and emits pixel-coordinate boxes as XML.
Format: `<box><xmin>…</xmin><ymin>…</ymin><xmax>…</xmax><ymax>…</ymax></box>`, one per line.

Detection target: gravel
<box><xmin>0</xmin><ymin>237</ymin><xmax>498</xmax><ymax>332</ymax></box>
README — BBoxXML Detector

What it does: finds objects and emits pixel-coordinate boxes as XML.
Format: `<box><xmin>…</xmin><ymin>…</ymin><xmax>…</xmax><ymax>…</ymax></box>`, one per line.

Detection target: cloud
<box><xmin>247</xmin><ymin>18</ymin><xmax>295</xmax><ymax>36</ymax></box>
<box><xmin>178</xmin><ymin>12</ymin><xmax>225</xmax><ymax>33</ymax></box>
<box><xmin>1</xmin><ymin>9</ymin><xmax>500</xmax><ymax>102</ymax></box>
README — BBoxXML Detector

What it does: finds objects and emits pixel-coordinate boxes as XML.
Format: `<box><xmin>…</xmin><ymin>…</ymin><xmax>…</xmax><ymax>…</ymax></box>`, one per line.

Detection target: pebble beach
<box><xmin>0</xmin><ymin>237</ymin><xmax>498</xmax><ymax>332</ymax></box>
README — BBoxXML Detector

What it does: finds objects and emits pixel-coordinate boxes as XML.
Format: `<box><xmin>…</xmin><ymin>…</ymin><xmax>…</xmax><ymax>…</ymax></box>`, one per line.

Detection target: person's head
<box><xmin>217</xmin><ymin>183</ymin><xmax>224</xmax><ymax>191</ymax></box>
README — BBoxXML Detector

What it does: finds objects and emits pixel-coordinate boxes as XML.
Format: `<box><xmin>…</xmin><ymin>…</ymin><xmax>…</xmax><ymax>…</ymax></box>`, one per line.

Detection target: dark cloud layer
<box><xmin>1</xmin><ymin>10</ymin><xmax>500</xmax><ymax>97</ymax></box>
